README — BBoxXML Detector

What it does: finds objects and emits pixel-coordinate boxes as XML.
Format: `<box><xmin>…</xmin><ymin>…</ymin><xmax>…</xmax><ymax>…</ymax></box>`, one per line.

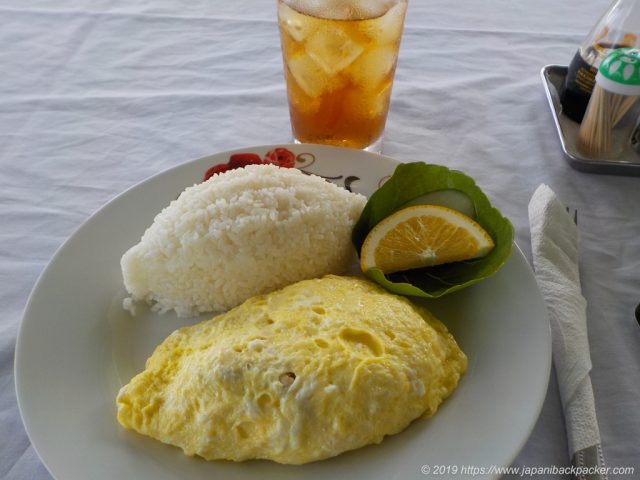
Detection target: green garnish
<box><xmin>352</xmin><ymin>162</ymin><xmax>514</xmax><ymax>298</ymax></box>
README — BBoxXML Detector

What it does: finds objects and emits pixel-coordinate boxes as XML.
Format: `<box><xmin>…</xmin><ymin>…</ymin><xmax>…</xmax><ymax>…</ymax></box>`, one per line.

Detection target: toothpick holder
<box><xmin>577</xmin><ymin>48</ymin><xmax>640</xmax><ymax>159</ymax></box>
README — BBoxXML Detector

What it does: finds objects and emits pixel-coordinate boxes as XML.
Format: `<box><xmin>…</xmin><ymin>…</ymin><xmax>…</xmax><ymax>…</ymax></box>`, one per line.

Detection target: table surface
<box><xmin>2</xmin><ymin>0</ymin><xmax>639</xmax><ymax>478</ymax></box>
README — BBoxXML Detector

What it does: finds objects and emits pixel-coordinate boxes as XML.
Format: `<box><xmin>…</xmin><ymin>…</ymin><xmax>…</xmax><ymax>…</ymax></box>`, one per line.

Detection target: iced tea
<box><xmin>277</xmin><ymin>0</ymin><xmax>407</xmax><ymax>151</ymax></box>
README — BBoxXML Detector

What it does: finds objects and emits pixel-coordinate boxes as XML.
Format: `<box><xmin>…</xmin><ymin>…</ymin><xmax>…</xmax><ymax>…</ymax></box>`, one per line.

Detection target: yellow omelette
<box><xmin>116</xmin><ymin>275</ymin><xmax>467</xmax><ymax>464</ymax></box>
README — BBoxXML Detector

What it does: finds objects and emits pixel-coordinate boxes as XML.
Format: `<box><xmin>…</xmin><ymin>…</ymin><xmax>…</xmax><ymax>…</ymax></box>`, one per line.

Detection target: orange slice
<box><xmin>360</xmin><ymin>205</ymin><xmax>495</xmax><ymax>274</ymax></box>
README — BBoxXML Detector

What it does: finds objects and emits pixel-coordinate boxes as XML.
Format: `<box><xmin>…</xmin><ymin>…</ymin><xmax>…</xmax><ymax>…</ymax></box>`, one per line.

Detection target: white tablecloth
<box><xmin>2</xmin><ymin>0</ymin><xmax>639</xmax><ymax>478</ymax></box>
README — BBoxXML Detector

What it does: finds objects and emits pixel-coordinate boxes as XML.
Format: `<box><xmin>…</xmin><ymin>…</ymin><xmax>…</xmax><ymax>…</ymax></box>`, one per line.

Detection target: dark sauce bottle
<box><xmin>560</xmin><ymin>0</ymin><xmax>640</xmax><ymax>123</ymax></box>
<box><xmin>561</xmin><ymin>48</ymin><xmax>601</xmax><ymax>122</ymax></box>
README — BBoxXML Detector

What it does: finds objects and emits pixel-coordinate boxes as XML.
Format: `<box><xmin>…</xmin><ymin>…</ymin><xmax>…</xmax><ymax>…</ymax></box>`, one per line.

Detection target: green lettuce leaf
<box><xmin>352</xmin><ymin>162</ymin><xmax>514</xmax><ymax>298</ymax></box>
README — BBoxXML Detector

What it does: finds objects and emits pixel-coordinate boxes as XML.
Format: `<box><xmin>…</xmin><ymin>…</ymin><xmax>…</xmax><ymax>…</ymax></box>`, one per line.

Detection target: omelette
<box><xmin>116</xmin><ymin>275</ymin><xmax>467</xmax><ymax>464</ymax></box>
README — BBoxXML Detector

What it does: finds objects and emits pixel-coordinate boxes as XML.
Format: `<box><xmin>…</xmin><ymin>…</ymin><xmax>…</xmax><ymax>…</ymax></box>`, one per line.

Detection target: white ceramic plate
<box><xmin>15</xmin><ymin>144</ymin><xmax>551</xmax><ymax>480</ymax></box>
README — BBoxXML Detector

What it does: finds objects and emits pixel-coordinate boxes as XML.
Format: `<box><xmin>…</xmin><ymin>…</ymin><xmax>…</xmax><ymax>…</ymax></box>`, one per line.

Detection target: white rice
<box><xmin>121</xmin><ymin>164</ymin><xmax>367</xmax><ymax>317</ymax></box>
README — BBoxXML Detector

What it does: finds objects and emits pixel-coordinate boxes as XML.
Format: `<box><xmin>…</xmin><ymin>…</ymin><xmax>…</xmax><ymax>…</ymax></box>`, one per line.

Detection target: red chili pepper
<box><xmin>264</xmin><ymin>148</ymin><xmax>296</xmax><ymax>168</ymax></box>
<box><xmin>228</xmin><ymin>153</ymin><xmax>264</xmax><ymax>169</ymax></box>
<box><xmin>203</xmin><ymin>163</ymin><xmax>230</xmax><ymax>181</ymax></box>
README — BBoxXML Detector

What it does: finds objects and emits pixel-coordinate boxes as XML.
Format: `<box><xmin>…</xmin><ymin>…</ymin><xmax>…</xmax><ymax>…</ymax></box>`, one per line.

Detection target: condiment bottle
<box><xmin>561</xmin><ymin>0</ymin><xmax>640</xmax><ymax>123</ymax></box>
<box><xmin>577</xmin><ymin>48</ymin><xmax>640</xmax><ymax>158</ymax></box>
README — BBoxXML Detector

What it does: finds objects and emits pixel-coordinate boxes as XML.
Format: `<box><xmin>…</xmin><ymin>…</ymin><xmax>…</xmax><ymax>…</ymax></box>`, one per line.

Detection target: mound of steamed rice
<box><xmin>121</xmin><ymin>164</ymin><xmax>367</xmax><ymax>317</ymax></box>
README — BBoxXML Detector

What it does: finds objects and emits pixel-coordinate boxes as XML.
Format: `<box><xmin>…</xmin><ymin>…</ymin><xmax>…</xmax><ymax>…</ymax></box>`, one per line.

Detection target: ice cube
<box><xmin>344</xmin><ymin>81</ymin><xmax>391</xmax><ymax>119</ymax></box>
<box><xmin>291</xmin><ymin>0</ymin><xmax>378</xmax><ymax>20</ymax></box>
<box><xmin>346</xmin><ymin>0</ymin><xmax>394</xmax><ymax>20</ymax></box>
<box><xmin>283</xmin><ymin>0</ymin><xmax>325</xmax><ymax>18</ymax></box>
<box><xmin>349</xmin><ymin>46</ymin><xmax>398</xmax><ymax>87</ymax></box>
<box><xmin>286</xmin><ymin>54</ymin><xmax>333</xmax><ymax>98</ymax></box>
<box><xmin>286</xmin><ymin>69</ymin><xmax>322</xmax><ymax>113</ymax></box>
<box><xmin>278</xmin><ymin>2</ymin><xmax>317</xmax><ymax>42</ymax></box>
<box><xmin>360</xmin><ymin>1</ymin><xmax>406</xmax><ymax>44</ymax></box>
<box><xmin>369</xmin><ymin>81</ymin><xmax>393</xmax><ymax>117</ymax></box>
<box><xmin>305</xmin><ymin>27</ymin><xmax>364</xmax><ymax>75</ymax></box>
<box><xmin>292</xmin><ymin>93</ymin><xmax>321</xmax><ymax>114</ymax></box>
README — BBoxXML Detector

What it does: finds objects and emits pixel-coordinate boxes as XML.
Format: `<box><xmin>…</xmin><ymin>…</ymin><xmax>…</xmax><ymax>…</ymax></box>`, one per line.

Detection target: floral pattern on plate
<box><xmin>203</xmin><ymin>147</ymin><xmax>363</xmax><ymax>192</ymax></box>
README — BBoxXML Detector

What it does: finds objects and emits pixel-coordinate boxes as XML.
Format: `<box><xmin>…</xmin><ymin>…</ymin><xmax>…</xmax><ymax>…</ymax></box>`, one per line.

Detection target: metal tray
<box><xmin>540</xmin><ymin>64</ymin><xmax>640</xmax><ymax>176</ymax></box>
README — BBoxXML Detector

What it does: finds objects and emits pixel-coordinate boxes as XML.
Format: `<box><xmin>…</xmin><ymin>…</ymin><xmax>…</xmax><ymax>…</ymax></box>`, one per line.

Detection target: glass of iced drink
<box><xmin>277</xmin><ymin>0</ymin><xmax>407</xmax><ymax>152</ymax></box>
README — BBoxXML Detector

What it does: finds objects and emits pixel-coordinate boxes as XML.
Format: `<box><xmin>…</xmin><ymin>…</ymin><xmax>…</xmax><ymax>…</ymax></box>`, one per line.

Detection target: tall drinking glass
<box><xmin>277</xmin><ymin>0</ymin><xmax>407</xmax><ymax>152</ymax></box>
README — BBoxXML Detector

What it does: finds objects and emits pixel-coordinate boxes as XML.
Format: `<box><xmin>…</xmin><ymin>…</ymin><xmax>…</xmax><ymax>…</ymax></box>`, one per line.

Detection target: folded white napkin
<box><xmin>528</xmin><ymin>184</ymin><xmax>606</xmax><ymax>474</ymax></box>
